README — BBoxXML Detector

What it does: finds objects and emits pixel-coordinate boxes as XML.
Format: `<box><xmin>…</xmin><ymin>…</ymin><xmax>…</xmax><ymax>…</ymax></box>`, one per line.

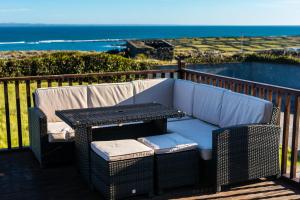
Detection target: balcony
<box><xmin>1</xmin><ymin>62</ymin><xmax>300</xmax><ymax>199</ymax></box>
<box><xmin>2</xmin><ymin>150</ymin><xmax>300</xmax><ymax>199</ymax></box>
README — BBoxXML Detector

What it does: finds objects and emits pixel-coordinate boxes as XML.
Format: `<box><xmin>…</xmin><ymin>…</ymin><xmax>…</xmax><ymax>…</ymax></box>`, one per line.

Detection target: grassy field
<box><xmin>0</xmin><ymin>81</ymin><xmax>89</xmax><ymax>148</ymax></box>
<box><xmin>1</xmin><ymin>81</ymin><xmax>299</xmax><ymax>168</ymax></box>
<box><xmin>168</xmin><ymin>36</ymin><xmax>300</xmax><ymax>56</ymax></box>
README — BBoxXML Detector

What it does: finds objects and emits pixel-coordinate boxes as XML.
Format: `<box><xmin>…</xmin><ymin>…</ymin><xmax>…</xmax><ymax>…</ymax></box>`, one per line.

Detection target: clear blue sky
<box><xmin>0</xmin><ymin>0</ymin><xmax>300</xmax><ymax>25</ymax></box>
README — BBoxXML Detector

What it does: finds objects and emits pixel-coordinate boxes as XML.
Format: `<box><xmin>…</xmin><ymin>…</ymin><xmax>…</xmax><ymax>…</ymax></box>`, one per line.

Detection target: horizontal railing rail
<box><xmin>0</xmin><ymin>69</ymin><xmax>179</xmax><ymax>152</ymax></box>
<box><xmin>180</xmin><ymin>64</ymin><xmax>300</xmax><ymax>184</ymax></box>
<box><xmin>180</xmin><ymin>68</ymin><xmax>300</xmax><ymax>95</ymax></box>
<box><xmin>0</xmin><ymin>69</ymin><xmax>178</xmax><ymax>82</ymax></box>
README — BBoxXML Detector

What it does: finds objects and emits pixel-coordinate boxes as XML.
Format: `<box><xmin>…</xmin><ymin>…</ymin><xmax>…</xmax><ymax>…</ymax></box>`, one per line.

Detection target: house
<box><xmin>126</xmin><ymin>40</ymin><xmax>174</xmax><ymax>60</ymax></box>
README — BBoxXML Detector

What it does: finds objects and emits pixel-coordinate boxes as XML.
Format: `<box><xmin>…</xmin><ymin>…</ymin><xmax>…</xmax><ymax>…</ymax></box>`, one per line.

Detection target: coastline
<box><xmin>1</xmin><ymin>25</ymin><xmax>300</xmax><ymax>52</ymax></box>
<box><xmin>1</xmin><ymin>36</ymin><xmax>300</xmax><ymax>60</ymax></box>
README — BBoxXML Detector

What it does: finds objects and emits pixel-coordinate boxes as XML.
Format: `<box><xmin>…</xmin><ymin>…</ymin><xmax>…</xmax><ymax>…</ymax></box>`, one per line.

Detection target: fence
<box><xmin>0</xmin><ymin>60</ymin><xmax>299</xmax><ymax>184</ymax></box>
<box><xmin>0</xmin><ymin>69</ymin><xmax>178</xmax><ymax>150</ymax></box>
<box><xmin>179</xmin><ymin>60</ymin><xmax>300</xmax><ymax>182</ymax></box>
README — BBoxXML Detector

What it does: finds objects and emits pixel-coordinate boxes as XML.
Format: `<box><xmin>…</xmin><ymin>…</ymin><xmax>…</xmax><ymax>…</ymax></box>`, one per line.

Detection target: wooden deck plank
<box><xmin>1</xmin><ymin>150</ymin><xmax>300</xmax><ymax>200</ymax></box>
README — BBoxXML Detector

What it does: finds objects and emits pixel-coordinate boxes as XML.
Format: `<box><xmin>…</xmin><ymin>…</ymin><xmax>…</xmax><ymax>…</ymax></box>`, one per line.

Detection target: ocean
<box><xmin>1</xmin><ymin>25</ymin><xmax>300</xmax><ymax>51</ymax></box>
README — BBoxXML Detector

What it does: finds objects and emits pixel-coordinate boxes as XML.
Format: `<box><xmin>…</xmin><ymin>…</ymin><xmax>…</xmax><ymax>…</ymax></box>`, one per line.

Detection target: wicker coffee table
<box><xmin>56</xmin><ymin>103</ymin><xmax>184</xmax><ymax>185</ymax></box>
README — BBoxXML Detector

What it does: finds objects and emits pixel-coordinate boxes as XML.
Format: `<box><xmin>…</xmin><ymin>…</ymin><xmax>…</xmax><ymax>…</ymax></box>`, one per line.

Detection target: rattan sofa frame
<box><xmin>28</xmin><ymin>107</ymin><xmax>74</xmax><ymax>167</ymax></box>
<box><xmin>210</xmin><ymin>106</ymin><xmax>281</xmax><ymax>192</ymax></box>
<box><xmin>28</xmin><ymin>80</ymin><xmax>281</xmax><ymax>194</ymax></box>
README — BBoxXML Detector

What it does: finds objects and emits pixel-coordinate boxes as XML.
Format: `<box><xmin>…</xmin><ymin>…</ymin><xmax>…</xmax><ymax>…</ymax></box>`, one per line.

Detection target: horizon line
<box><xmin>1</xmin><ymin>23</ymin><xmax>300</xmax><ymax>26</ymax></box>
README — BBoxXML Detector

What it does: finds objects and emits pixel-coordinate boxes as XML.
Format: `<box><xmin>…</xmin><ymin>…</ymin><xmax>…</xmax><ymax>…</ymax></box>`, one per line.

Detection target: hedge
<box><xmin>0</xmin><ymin>52</ymin><xmax>156</xmax><ymax>77</ymax></box>
<box><xmin>185</xmin><ymin>54</ymin><xmax>242</xmax><ymax>64</ymax></box>
<box><xmin>185</xmin><ymin>53</ymin><xmax>300</xmax><ymax>65</ymax></box>
<box><xmin>244</xmin><ymin>54</ymin><xmax>300</xmax><ymax>65</ymax></box>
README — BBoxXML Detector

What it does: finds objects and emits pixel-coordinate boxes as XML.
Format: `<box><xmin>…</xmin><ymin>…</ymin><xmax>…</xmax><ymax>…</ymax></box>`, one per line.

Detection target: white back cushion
<box><xmin>133</xmin><ymin>78</ymin><xmax>174</xmax><ymax>107</ymax></box>
<box><xmin>219</xmin><ymin>91</ymin><xmax>273</xmax><ymax>128</ymax></box>
<box><xmin>87</xmin><ymin>82</ymin><xmax>134</xmax><ymax>108</ymax></box>
<box><xmin>173</xmin><ymin>79</ymin><xmax>195</xmax><ymax>115</ymax></box>
<box><xmin>193</xmin><ymin>83</ymin><xmax>227</xmax><ymax>125</ymax></box>
<box><xmin>35</xmin><ymin>86</ymin><xmax>88</xmax><ymax>122</ymax></box>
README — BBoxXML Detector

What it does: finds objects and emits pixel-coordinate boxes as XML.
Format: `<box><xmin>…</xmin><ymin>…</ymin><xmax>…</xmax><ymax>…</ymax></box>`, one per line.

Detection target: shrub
<box><xmin>0</xmin><ymin>52</ymin><xmax>157</xmax><ymax>77</ymax></box>
<box><xmin>184</xmin><ymin>52</ymin><xmax>300</xmax><ymax>65</ymax></box>
<box><xmin>244</xmin><ymin>54</ymin><xmax>300</xmax><ymax>65</ymax></box>
<box><xmin>185</xmin><ymin>53</ymin><xmax>242</xmax><ymax>64</ymax></box>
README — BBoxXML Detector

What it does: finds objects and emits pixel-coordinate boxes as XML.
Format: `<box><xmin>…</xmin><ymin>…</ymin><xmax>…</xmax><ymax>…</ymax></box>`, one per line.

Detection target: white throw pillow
<box><xmin>132</xmin><ymin>78</ymin><xmax>174</xmax><ymax>107</ymax></box>
<box><xmin>219</xmin><ymin>91</ymin><xmax>273</xmax><ymax>128</ymax></box>
<box><xmin>173</xmin><ymin>79</ymin><xmax>196</xmax><ymax>115</ymax></box>
<box><xmin>87</xmin><ymin>82</ymin><xmax>134</xmax><ymax>108</ymax></box>
<box><xmin>193</xmin><ymin>83</ymin><xmax>227</xmax><ymax>125</ymax></box>
<box><xmin>35</xmin><ymin>86</ymin><xmax>88</xmax><ymax>122</ymax></box>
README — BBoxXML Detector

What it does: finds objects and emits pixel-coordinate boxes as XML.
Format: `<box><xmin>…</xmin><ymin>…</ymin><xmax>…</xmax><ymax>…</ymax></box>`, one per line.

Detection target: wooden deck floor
<box><xmin>1</xmin><ymin>150</ymin><xmax>300</xmax><ymax>200</ymax></box>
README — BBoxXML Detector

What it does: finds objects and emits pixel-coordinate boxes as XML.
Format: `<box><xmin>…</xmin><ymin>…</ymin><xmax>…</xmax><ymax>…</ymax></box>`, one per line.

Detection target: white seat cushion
<box><xmin>35</xmin><ymin>86</ymin><xmax>88</xmax><ymax>122</ymax></box>
<box><xmin>138</xmin><ymin>133</ymin><xmax>197</xmax><ymax>154</ymax></box>
<box><xmin>47</xmin><ymin>122</ymin><xmax>75</xmax><ymax>143</ymax></box>
<box><xmin>193</xmin><ymin>83</ymin><xmax>227</xmax><ymax>125</ymax></box>
<box><xmin>91</xmin><ymin>139</ymin><xmax>154</xmax><ymax>161</ymax></box>
<box><xmin>87</xmin><ymin>82</ymin><xmax>134</xmax><ymax>108</ymax></box>
<box><xmin>173</xmin><ymin>79</ymin><xmax>196</xmax><ymax>116</ymax></box>
<box><xmin>133</xmin><ymin>78</ymin><xmax>174</xmax><ymax>107</ymax></box>
<box><xmin>168</xmin><ymin>119</ymin><xmax>219</xmax><ymax>160</ymax></box>
<box><xmin>219</xmin><ymin>91</ymin><xmax>273</xmax><ymax>128</ymax></box>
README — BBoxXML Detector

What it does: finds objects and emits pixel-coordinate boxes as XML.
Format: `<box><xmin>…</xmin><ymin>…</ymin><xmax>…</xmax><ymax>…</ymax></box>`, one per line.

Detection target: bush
<box><xmin>184</xmin><ymin>52</ymin><xmax>300</xmax><ymax>65</ymax></box>
<box><xmin>0</xmin><ymin>52</ymin><xmax>157</xmax><ymax>77</ymax></box>
<box><xmin>244</xmin><ymin>53</ymin><xmax>300</xmax><ymax>65</ymax></box>
<box><xmin>185</xmin><ymin>53</ymin><xmax>242</xmax><ymax>64</ymax></box>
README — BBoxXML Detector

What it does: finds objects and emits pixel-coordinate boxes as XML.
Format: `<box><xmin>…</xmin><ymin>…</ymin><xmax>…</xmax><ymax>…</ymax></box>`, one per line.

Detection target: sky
<box><xmin>0</xmin><ymin>0</ymin><xmax>300</xmax><ymax>25</ymax></box>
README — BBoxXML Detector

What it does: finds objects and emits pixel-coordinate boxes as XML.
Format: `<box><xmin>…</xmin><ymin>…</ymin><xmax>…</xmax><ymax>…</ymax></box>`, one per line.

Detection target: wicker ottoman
<box><xmin>138</xmin><ymin>133</ymin><xmax>199</xmax><ymax>194</ymax></box>
<box><xmin>90</xmin><ymin>139</ymin><xmax>154</xmax><ymax>200</ymax></box>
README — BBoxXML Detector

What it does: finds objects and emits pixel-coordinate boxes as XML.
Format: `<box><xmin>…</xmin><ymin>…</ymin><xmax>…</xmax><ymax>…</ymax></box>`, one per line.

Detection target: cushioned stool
<box><xmin>138</xmin><ymin>133</ymin><xmax>199</xmax><ymax>194</ymax></box>
<box><xmin>90</xmin><ymin>139</ymin><xmax>154</xmax><ymax>200</ymax></box>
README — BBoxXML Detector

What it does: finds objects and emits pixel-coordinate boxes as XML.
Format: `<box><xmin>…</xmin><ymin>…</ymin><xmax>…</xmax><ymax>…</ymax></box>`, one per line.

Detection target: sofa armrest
<box><xmin>28</xmin><ymin>107</ymin><xmax>47</xmax><ymax>164</ymax></box>
<box><xmin>269</xmin><ymin>106</ymin><xmax>280</xmax><ymax>126</ymax></box>
<box><xmin>212</xmin><ymin>124</ymin><xmax>280</xmax><ymax>187</ymax></box>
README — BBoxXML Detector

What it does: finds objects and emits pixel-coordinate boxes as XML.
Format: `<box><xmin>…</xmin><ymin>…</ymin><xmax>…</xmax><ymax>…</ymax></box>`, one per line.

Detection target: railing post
<box><xmin>281</xmin><ymin>94</ymin><xmax>291</xmax><ymax>175</ymax></box>
<box><xmin>177</xmin><ymin>57</ymin><xmax>186</xmax><ymax>80</ymax></box>
<box><xmin>290</xmin><ymin>95</ymin><xmax>300</xmax><ymax>179</ymax></box>
<box><xmin>15</xmin><ymin>80</ymin><xmax>23</xmax><ymax>148</ymax></box>
<box><xmin>3</xmin><ymin>81</ymin><xmax>11</xmax><ymax>149</ymax></box>
<box><xmin>26</xmin><ymin>80</ymin><xmax>31</xmax><ymax>108</ymax></box>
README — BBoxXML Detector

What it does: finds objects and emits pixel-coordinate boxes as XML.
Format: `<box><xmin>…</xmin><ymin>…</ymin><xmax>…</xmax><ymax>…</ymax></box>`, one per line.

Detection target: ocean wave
<box><xmin>29</xmin><ymin>39</ymin><xmax>124</xmax><ymax>44</ymax></box>
<box><xmin>0</xmin><ymin>39</ymin><xmax>126</xmax><ymax>45</ymax></box>
<box><xmin>0</xmin><ymin>41</ymin><xmax>26</xmax><ymax>45</ymax></box>
<box><xmin>103</xmin><ymin>45</ymin><xmax>126</xmax><ymax>48</ymax></box>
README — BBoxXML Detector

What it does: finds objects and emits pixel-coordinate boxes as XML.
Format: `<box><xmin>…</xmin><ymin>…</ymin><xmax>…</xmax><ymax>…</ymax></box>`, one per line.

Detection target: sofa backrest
<box><xmin>219</xmin><ymin>90</ymin><xmax>273</xmax><ymax>128</ymax></box>
<box><xmin>173</xmin><ymin>79</ymin><xmax>195</xmax><ymax>116</ymax></box>
<box><xmin>87</xmin><ymin>82</ymin><xmax>134</xmax><ymax>108</ymax></box>
<box><xmin>35</xmin><ymin>86</ymin><xmax>88</xmax><ymax>122</ymax></box>
<box><xmin>132</xmin><ymin>78</ymin><xmax>174</xmax><ymax>107</ymax></box>
<box><xmin>192</xmin><ymin>83</ymin><xmax>227</xmax><ymax>125</ymax></box>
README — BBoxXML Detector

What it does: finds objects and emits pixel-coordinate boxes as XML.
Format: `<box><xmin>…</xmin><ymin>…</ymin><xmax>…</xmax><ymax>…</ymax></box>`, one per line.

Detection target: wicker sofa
<box><xmin>29</xmin><ymin>78</ymin><xmax>280</xmax><ymax>192</ymax></box>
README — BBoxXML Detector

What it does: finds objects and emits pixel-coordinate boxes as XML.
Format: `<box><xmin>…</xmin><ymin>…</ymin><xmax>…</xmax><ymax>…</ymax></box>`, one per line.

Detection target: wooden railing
<box><xmin>0</xmin><ymin>61</ymin><xmax>299</xmax><ymax>185</ymax></box>
<box><xmin>180</xmin><ymin>63</ymin><xmax>300</xmax><ymax>183</ymax></box>
<box><xmin>0</xmin><ymin>69</ymin><xmax>178</xmax><ymax>151</ymax></box>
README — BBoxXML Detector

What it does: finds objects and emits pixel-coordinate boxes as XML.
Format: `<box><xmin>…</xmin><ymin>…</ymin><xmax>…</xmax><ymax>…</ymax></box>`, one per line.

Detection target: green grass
<box><xmin>279</xmin><ymin>147</ymin><xmax>300</xmax><ymax>172</ymax></box>
<box><xmin>0</xmin><ymin>83</ymin><xmax>299</xmax><ymax>175</ymax></box>
<box><xmin>0</xmin><ymin>81</ymin><xmax>88</xmax><ymax>148</ymax></box>
<box><xmin>1</xmin><ymin>85</ymin><xmax>299</xmax><ymax>165</ymax></box>
<box><xmin>168</xmin><ymin>36</ymin><xmax>300</xmax><ymax>56</ymax></box>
